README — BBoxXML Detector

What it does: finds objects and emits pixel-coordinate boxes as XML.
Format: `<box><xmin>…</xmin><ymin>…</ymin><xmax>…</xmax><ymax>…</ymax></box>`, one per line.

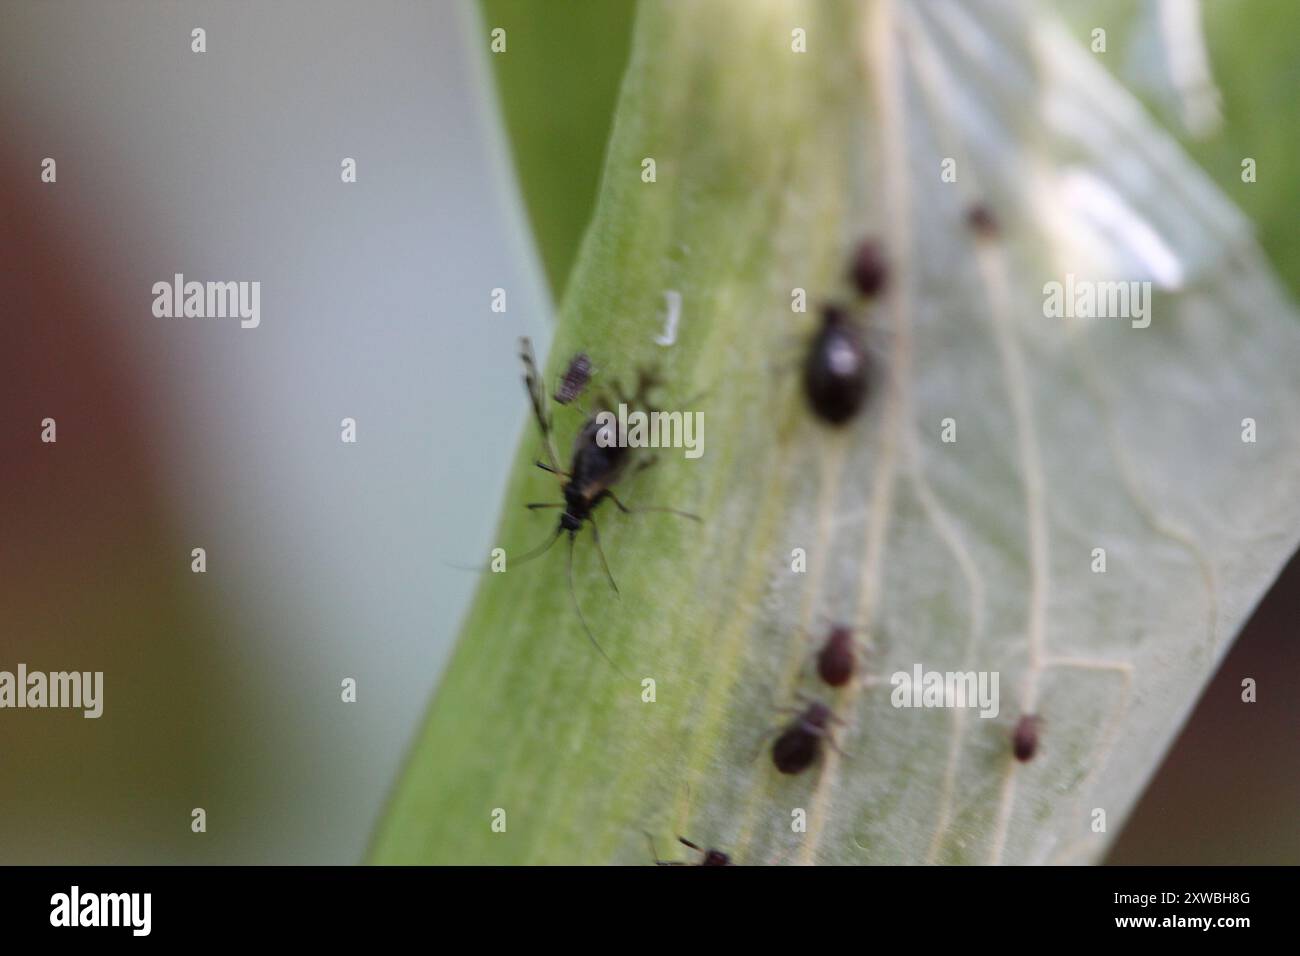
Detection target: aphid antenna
<box><xmin>606</xmin><ymin>490</ymin><xmax>702</xmax><ymax>523</ymax></box>
<box><xmin>586</xmin><ymin>513</ymin><xmax>620</xmax><ymax>595</ymax></box>
<box><xmin>565</xmin><ymin>533</ymin><xmax>630</xmax><ymax>680</ymax></box>
<box><xmin>788</xmin><ymin>692</ymin><xmax>847</xmax><ymax>729</ymax></box>
<box><xmin>845</xmin><ymin>626</ymin><xmax>875</xmax><ymax>658</ymax></box>
<box><xmin>753</xmin><ymin>697</ymin><xmax>820</xmax><ymax>760</ymax></box>
<box><xmin>509</xmin><ymin>525</ymin><xmax>566</xmax><ymax>565</ymax></box>
<box><xmin>441</xmin><ymin>525</ymin><xmax>563</xmax><ymax>575</ymax></box>
<box><xmin>801</xmin><ymin>615</ymin><xmax>842</xmax><ymax>642</ymax></box>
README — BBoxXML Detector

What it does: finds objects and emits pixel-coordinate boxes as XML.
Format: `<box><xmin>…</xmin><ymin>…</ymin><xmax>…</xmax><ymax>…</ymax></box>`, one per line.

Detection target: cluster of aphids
<box><xmin>786</xmin><ymin>225</ymin><xmax>1035</xmax><ymax>769</ymax></box>
<box><xmin>801</xmin><ymin>238</ymin><xmax>887</xmax><ymax>425</ymax></box>
<box><xmin>805</xmin><ymin>210</ymin><xmax>998</xmax><ymax>426</ymax></box>
<box><xmin>643</xmin><ymin>629</ymin><xmax>857</xmax><ymax>865</ymax></box>
<box><xmin>751</xmin><ymin>237</ymin><xmax>892</xmax><ymax>783</ymax></box>
<box><xmin>768</xmin><ymin>625</ymin><xmax>860</xmax><ymax>776</ymax></box>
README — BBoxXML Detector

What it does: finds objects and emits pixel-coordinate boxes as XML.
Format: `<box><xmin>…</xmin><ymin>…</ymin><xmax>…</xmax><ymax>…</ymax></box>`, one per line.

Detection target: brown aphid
<box><xmin>651</xmin><ymin>835</ymin><xmax>732</xmax><ymax>867</ymax></box>
<box><xmin>849</xmin><ymin>238</ymin><xmax>889</xmax><ymax>296</ymax></box>
<box><xmin>1012</xmin><ymin>714</ymin><xmax>1041</xmax><ymax>762</ymax></box>
<box><xmin>554</xmin><ymin>351</ymin><xmax>592</xmax><ymax>405</ymax></box>
<box><xmin>816</xmin><ymin>625</ymin><xmax>857</xmax><ymax>687</ymax></box>
<box><xmin>772</xmin><ymin>700</ymin><xmax>838</xmax><ymax>775</ymax></box>
<box><xmin>966</xmin><ymin>203</ymin><xmax>999</xmax><ymax>239</ymax></box>
<box><xmin>802</xmin><ymin>305</ymin><xmax>869</xmax><ymax>426</ymax></box>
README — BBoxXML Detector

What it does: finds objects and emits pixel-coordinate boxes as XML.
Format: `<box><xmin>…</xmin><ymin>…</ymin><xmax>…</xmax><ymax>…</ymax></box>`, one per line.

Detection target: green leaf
<box><xmin>372</xmin><ymin>0</ymin><xmax>1300</xmax><ymax>864</ymax></box>
<box><xmin>478</xmin><ymin>0</ymin><xmax>637</xmax><ymax>298</ymax></box>
<box><xmin>1050</xmin><ymin>0</ymin><xmax>1300</xmax><ymax>297</ymax></box>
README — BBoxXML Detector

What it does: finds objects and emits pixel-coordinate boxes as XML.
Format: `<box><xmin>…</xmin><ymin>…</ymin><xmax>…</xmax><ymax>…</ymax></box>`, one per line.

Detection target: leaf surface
<box><xmin>372</xmin><ymin>0</ymin><xmax>1300</xmax><ymax>864</ymax></box>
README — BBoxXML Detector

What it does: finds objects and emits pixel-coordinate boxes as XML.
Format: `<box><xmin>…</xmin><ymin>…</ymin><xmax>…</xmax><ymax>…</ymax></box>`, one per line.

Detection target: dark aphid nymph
<box><xmin>1012</xmin><ymin>714</ymin><xmax>1041</xmax><ymax>762</ymax></box>
<box><xmin>849</xmin><ymin>237</ymin><xmax>889</xmax><ymax>297</ymax></box>
<box><xmin>772</xmin><ymin>699</ymin><xmax>841</xmax><ymax>775</ymax></box>
<box><xmin>966</xmin><ymin>203</ymin><xmax>999</xmax><ymax>239</ymax></box>
<box><xmin>554</xmin><ymin>351</ymin><xmax>592</xmax><ymax>405</ymax></box>
<box><xmin>816</xmin><ymin>624</ymin><xmax>857</xmax><ymax>688</ymax></box>
<box><xmin>803</xmin><ymin>305</ymin><xmax>869</xmax><ymax>425</ymax></box>
<box><xmin>649</xmin><ymin>835</ymin><xmax>732</xmax><ymax>867</ymax></box>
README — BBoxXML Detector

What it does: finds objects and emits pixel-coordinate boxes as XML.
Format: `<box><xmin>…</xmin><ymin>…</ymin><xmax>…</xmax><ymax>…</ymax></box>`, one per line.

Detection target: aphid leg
<box><xmin>608</xmin><ymin>367</ymin><xmax>663</xmax><ymax>412</ymax></box>
<box><xmin>645</xmin><ymin>832</ymin><xmax>684</xmax><ymax>866</ymax></box>
<box><xmin>645</xmin><ymin>833</ymin><xmax>712</xmax><ymax>866</ymax></box>
<box><xmin>605</xmin><ymin>490</ymin><xmax>701</xmax><ymax>523</ymax></box>
<box><xmin>526</xmin><ymin>502</ymin><xmax>564</xmax><ymax>510</ymax></box>
<box><xmin>750</xmin><ymin>707</ymin><xmax>800</xmax><ymax>760</ymax></box>
<box><xmin>628</xmin><ymin>454</ymin><xmax>659</xmax><ymax>480</ymax></box>
<box><xmin>535</xmin><ymin>460</ymin><xmax>570</xmax><ymax>478</ymax></box>
<box><xmin>586</xmin><ymin>514</ymin><xmax>620</xmax><ymax>595</ymax></box>
<box><xmin>822</xmin><ymin>728</ymin><xmax>847</xmax><ymax>757</ymax></box>
<box><xmin>749</xmin><ymin>726</ymin><xmax>782</xmax><ymax>762</ymax></box>
<box><xmin>802</xmin><ymin>720</ymin><xmax>846</xmax><ymax>757</ymax></box>
<box><xmin>636</xmin><ymin>366</ymin><xmax>664</xmax><ymax>405</ymax></box>
<box><xmin>565</xmin><ymin>534</ymin><xmax>629</xmax><ymax>679</ymax></box>
<box><xmin>519</xmin><ymin>337</ymin><xmax>563</xmax><ymax>473</ymax></box>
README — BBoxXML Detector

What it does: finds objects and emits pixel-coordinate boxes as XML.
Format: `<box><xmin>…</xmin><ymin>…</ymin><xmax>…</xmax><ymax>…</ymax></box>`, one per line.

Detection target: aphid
<box><xmin>849</xmin><ymin>237</ymin><xmax>889</xmax><ymax>297</ymax></box>
<box><xmin>771</xmin><ymin>699</ymin><xmax>840</xmax><ymax>775</ymax></box>
<box><xmin>515</xmin><ymin>337</ymin><xmax>699</xmax><ymax>669</ymax></box>
<box><xmin>554</xmin><ymin>351</ymin><xmax>592</xmax><ymax>405</ymax></box>
<box><xmin>649</xmin><ymin>835</ymin><xmax>732</xmax><ymax>867</ymax></box>
<box><xmin>816</xmin><ymin>624</ymin><xmax>857</xmax><ymax>688</ymax></box>
<box><xmin>1012</xmin><ymin>714</ymin><xmax>1041</xmax><ymax>762</ymax></box>
<box><xmin>966</xmin><ymin>203</ymin><xmax>999</xmax><ymax>239</ymax></box>
<box><xmin>803</xmin><ymin>305</ymin><xmax>869</xmax><ymax>425</ymax></box>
